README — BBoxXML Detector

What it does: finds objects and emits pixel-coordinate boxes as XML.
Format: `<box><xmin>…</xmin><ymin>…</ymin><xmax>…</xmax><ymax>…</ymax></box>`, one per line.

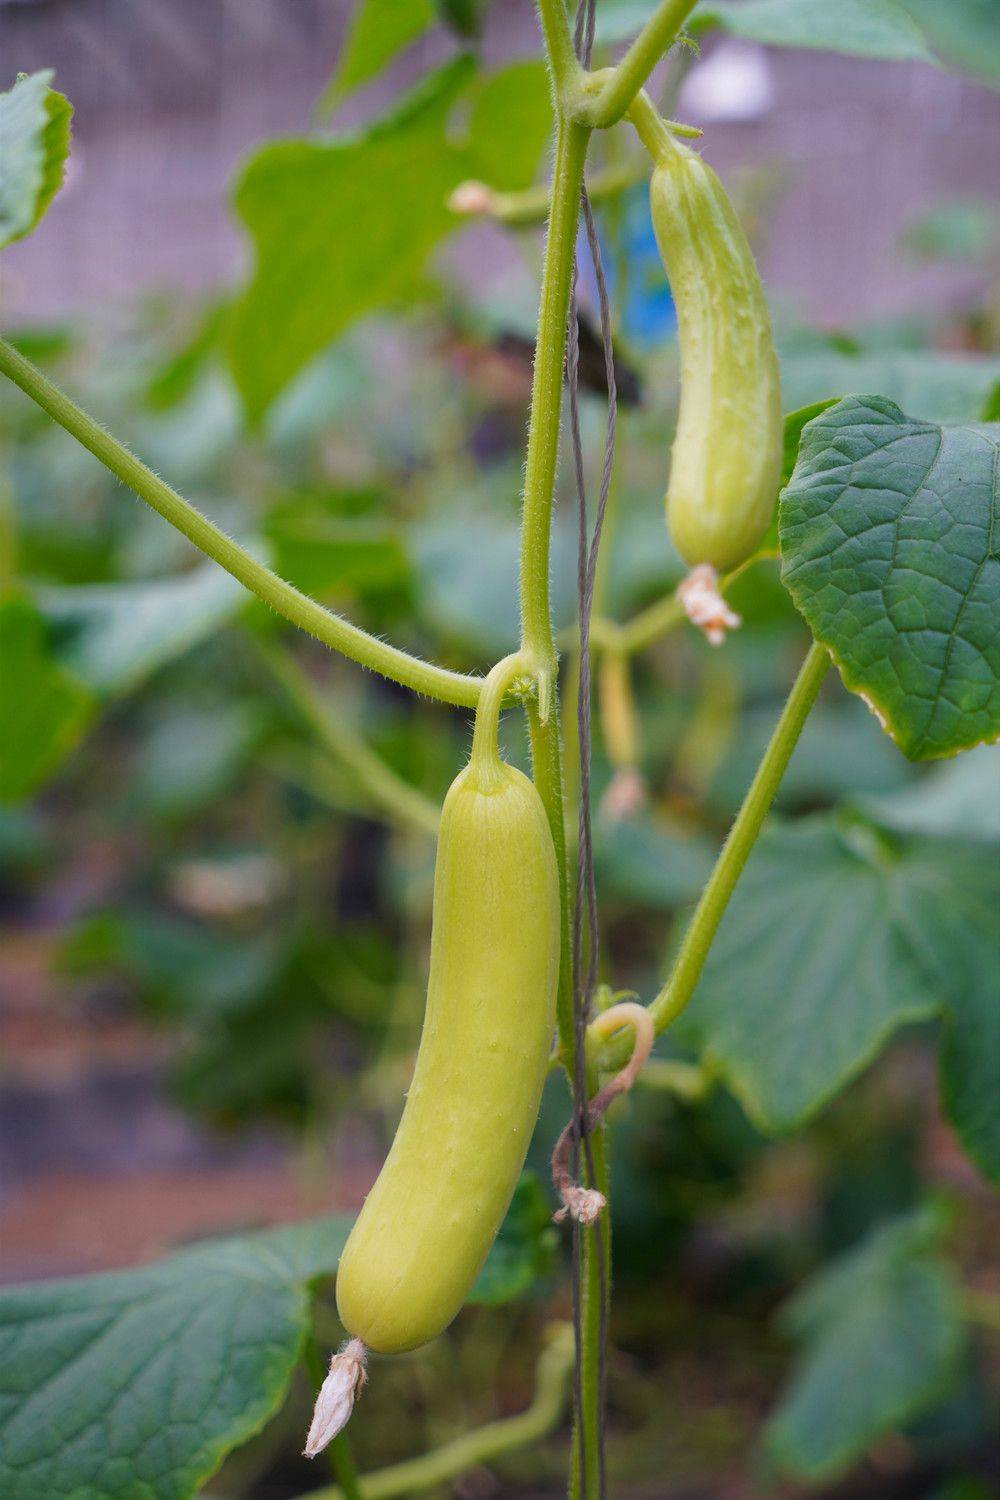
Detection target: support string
<box><xmin>566</xmin><ymin>1</ymin><xmax>617</xmax><ymax>1494</ymax></box>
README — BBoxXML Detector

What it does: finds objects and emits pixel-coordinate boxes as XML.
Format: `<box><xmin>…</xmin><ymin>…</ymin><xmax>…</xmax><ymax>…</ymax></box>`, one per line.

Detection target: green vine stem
<box><xmin>294</xmin><ymin>1324</ymin><xmax>574</xmax><ymax>1500</ymax></box>
<box><xmin>0</xmin><ymin>336</ymin><xmax>485</xmax><ymax>709</ymax></box>
<box><xmin>469</xmin><ymin>651</ymin><xmax>530</xmax><ymax>791</ymax></box>
<box><xmin>535</xmin><ymin>0</ymin><xmax>582</xmax><ymax>102</ymax></box>
<box><xmin>575</xmin><ymin>1109</ymin><xmax>610</xmax><ymax>1500</ymax></box>
<box><xmin>516</xmin><ymin>102</ymin><xmax>589</xmax><ymax>1062</ymax></box>
<box><xmin>254</xmin><ymin>635</ymin><xmax>442</xmax><ymax>838</ymax></box>
<box><xmin>578</xmin><ymin>0</ymin><xmax>700</xmax><ymax>127</ymax></box>
<box><xmin>519</xmin><ymin>116</ymin><xmax>591</xmax><ymax>703</ymax></box>
<box><xmin>589</xmin><ymin>641</ymin><xmax>830</xmax><ymax>1076</ymax></box>
<box><xmin>651</xmin><ymin>641</ymin><xmax>830</xmax><ymax>1031</ymax></box>
<box><xmin>521</xmin><ymin>117</ymin><xmax>590</xmax><ymax>702</ymax></box>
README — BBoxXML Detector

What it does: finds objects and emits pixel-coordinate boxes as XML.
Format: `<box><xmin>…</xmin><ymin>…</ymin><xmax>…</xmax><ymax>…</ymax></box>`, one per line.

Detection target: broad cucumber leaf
<box><xmin>680</xmin><ymin>815</ymin><xmax>1000</xmax><ymax>1181</ymax></box>
<box><xmin>0</xmin><ymin>1184</ymin><xmax>556</xmax><ymax>1498</ymax></box>
<box><xmin>602</xmin><ymin>0</ymin><xmax>995</xmax><ymax>80</ymax></box>
<box><xmin>0</xmin><ymin>71</ymin><xmax>73</xmax><ymax>249</ymax></box>
<box><xmin>0</xmin><ymin>594</ymin><xmax>93</xmax><ymax>802</ymax></box>
<box><xmin>857</xmin><ymin>743</ymin><xmax>1000</xmax><ymax>842</ymax></box>
<box><xmin>767</xmin><ymin>1207</ymin><xmax>965</xmax><ymax>1481</ymax></box>
<box><xmin>693</xmin><ymin>0</ymin><xmax>935</xmax><ymax>61</ymax></box>
<box><xmin>230</xmin><ymin>58</ymin><xmax>475</xmax><ymax>424</ymax></box>
<box><xmin>0</xmin><ymin>1216</ymin><xmax>352</xmax><ymax>1500</ymax></box>
<box><xmin>465</xmin><ymin>60</ymin><xmax>552</xmax><ymax>192</ymax></box>
<box><xmin>780</xmin><ymin>400</ymin><xmax>839</xmax><ymax>489</ymax></box>
<box><xmin>319</xmin><ymin>0</ymin><xmax>435</xmax><ymax>110</ymax></box>
<box><xmin>780</xmin><ymin>396</ymin><xmax>999</xmax><ymax>760</ymax></box>
<box><xmin>230</xmin><ymin>55</ymin><xmax>555</xmax><ymax>423</ymax></box>
<box><xmin>594</xmin><ymin>813</ymin><xmax>716</xmax><ymax>908</ymax></box>
<box><xmin>899</xmin><ymin>0</ymin><xmax>1000</xmax><ymax>89</ymax></box>
<box><xmin>37</xmin><ymin>563</ymin><xmax>247</xmax><ymax>695</ymax></box>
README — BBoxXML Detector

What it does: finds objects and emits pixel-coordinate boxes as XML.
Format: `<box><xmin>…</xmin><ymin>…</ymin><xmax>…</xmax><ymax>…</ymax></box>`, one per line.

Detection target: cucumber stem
<box><xmin>468</xmin><ymin>652</ymin><xmax>529</xmax><ymax>790</ymax></box>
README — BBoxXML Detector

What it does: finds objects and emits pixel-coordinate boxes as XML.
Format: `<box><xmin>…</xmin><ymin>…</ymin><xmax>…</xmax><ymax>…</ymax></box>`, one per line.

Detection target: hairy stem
<box><xmin>294</xmin><ymin>1325</ymin><xmax>574</xmax><ymax>1500</ymax></box>
<box><xmin>575</xmin><ymin>1120</ymin><xmax>610</xmax><ymax>1500</ymax></box>
<box><xmin>650</xmin><ymin>642</ymin><xmax>829</xmax><ymax>1032</ymax></box>
<box><xmin>519</xmin><ymin>117</ymin><xmax>590</xmax><ymax>689</ymax></box>
<box><xmin>469</xmin><ymin>651</ymin><xmax>530</xmax><ymax>790</ymax></box>
<box><xmin>528</xmin><ymin>700</ymin><xmax>575</xmax><ymax>1055</ymax></box>
<box><xmin>0</xmin><ymin>337</ymin><xmax>484</xmax><ymax>708</ymax></box>
<box><xmin>582</xmin><ymin>0</ymin><xmax>700</xmax><ymax>127</ymax></box>
<box><xmin>590</xmin><ymin>642</ymin><xmax>829</xmax><ymax>1075</ymax></box>
<box><xmin>535</xmin><ymin>0</ymin><xmax>583</xmax><ymax>101</ymax></box>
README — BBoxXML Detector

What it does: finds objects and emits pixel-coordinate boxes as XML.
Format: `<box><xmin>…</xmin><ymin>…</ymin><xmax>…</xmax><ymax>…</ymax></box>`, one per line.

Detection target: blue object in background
<box><xmin>579</xmin><ymin>185</ymin><xmax>678</xmax><ymax>349</ymax></box>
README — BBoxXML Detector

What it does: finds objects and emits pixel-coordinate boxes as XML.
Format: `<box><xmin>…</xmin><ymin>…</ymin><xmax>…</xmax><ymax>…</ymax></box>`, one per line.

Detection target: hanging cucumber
<box><xmin>335</xmin><ymin>657</ymin><xmax>559</xmax><ymax>1355</ymax></box>
<box><xmin>649</xmin><ymin>132</ymin><xmax>783</xmax><ymax>573</ymax></box>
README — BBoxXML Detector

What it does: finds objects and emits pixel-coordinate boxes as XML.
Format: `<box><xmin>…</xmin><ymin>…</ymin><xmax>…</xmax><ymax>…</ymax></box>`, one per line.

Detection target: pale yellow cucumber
<box><xmin>651</xmin><ymin>139</ymin><xmax>783</xmax><ymax>573</ymax></box>
<box><xmin>335</xmin><ymin>726</ymin><xmax>559</xmax><ymax>1354</ymax></box>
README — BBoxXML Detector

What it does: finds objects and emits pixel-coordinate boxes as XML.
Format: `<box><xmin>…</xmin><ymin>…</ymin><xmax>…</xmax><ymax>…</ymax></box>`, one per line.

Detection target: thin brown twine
<box><xmin>552</xmin><ymin>1004</ymin><xmax>655</xmax><ymax>1222</ymax></box>
<box><xmin>565</xmin><ymin>1</ymin><xmax>616</xmax><ymax>1494</ymax></box>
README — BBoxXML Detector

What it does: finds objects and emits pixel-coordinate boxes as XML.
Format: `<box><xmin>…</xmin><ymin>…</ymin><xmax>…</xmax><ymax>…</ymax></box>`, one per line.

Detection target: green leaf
<box><xmin>780</xmin><ymin>400</ymin><xmax>840</xmax><ymax>490</ymax></box>
<box><xmin>0</xmin><ymin>71</ymin><xmax>73</xmax><ymax>249</ymax></box>
<box><xmin>857</xmin><ymin>744</ymin><xmax>1000</xmax><ymax>842</ymax></box>
<box><xmin>780</xmin><ymin>396</ymin><xmax>1000</xmax><ymax>760</ymax></box>
<box><xmin>469</xmin><ymin>1173</ymin><xmax>557</xmax><ymax>1305</ymax></box>
<box><xmin>320</xmin><ymin>0</ymin><xmax>435</xmax><ymax>109</ymax></box>
<box><xmin>767</xmin><ymin>1207</ymin><xmax>965</xmax><ymax>1482</ymax></box>
<box><xmin>228</xmin><ymin>57</ymin><xmax>474</xmax><ymax>424</ymax></box>
<box><xmin>680</xmin><ymin>816</ymin><xmax>1000</xmax><ymax>1180</ymax></box>
<box><xmin>0</xmin><ymin>1216</ymin><xmax>352</xmax><ymax>1500</ymax></box>
<box><xmin>129</xmin><ymin>702</ymin><xmax>263</xmax><ymax>819</ymax></box>
<box><xmin>594</xmin><ymin>813</ymin><xmax>715</xmax><ymax>908</ymax></box>
<box><xmin>780</xmin><ymin>346</ymin><xmax>1000</xmax><ymax>424</ymax></box>
<box><xmin>435</xmin><ymin>0</ymin><xmax>492</xmax><ymax>39</ymax></box>
<box><xmin>899</xmin><ymin>0</ymin><xmax>1000</xmax><ymax>89</ymax></box>
<box><xmin>0</xmin><ymin>594</ymin><xmax>93</xmax><ymax>803</ymax></box>
<box><xmin>265</xmin><ymin>499</ymin><xmax>409</xmax><ymax>601</ymax></box>
<box><xmin>694</xmin><ymin>0</ymin><xmax>935</xmax><ymax>61</ymax></box>
<box><xmin>903</xmin><ymin>197</ymin><xmax>1000</xmax><ymax>263</ymax></box>
<box><xmin>38</xmin><ymin>563</ymin><xmax>247</xmax><ymax>695</ymax></box>
<box><xmin>708</xmin><ymin>699</ymin><xmax>911</xmax><ymax>815</ymax></box>
<box><xmin>465</xmin><ymin>60</ymin><xmax>553</xmax><ymax>192</ymax></box>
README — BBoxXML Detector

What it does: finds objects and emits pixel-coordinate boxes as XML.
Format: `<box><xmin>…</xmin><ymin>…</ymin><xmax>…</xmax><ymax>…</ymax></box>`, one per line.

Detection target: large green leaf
<box><xmin>693</xmin><ymin>0</ymin><xmax>934</xmax><ymax>61</ymax></box>
<box><xmin>899</xmin><ymin>0</ymin><xmax>1000</xmax><ymax>88</ymax></box>
<box><xmin>465</xmin><ymin>60</ymin><xmax>553</xmax><ymax>192</ymax></box>
<box><xmin>857</xmin><ymin>743</ymin><xmax>1000</xmax><ymax>842</ymax></box>
<box><xmin>767</xmin><ymin>1207</ymin><xmax>965</xmax><ymax>1482</ymax></box>
<box><xmin>0</xmin><ymin>71</ymin><xmax>73</xmax><ymax>249</ymax></box>
<box><xmin>228</xmin><ymin>59</ymin><xmax>474</xmax><ymax>424</ymax></box>
<box><xmin>0</xmin><ymin>1216</ymin><xmax>351</xmax><ymax>1500</ymax></box>
<box><xmin>680</xmin><ymin>815</ymin><xmax>1000</xmax><ymax>1180</ymax></box>
<box><xmin>320</xmin><ymin>0</ymin><xmax>435</xmax><ymax>108</ymax></box>
<box><xmin>0</xmin><ymin>594</ymin><xmax>93</xmax><ymax>802</ymax></box>
<box><xmin>594</xmin><ymin>813</ymin><xmax>716</xmax><ymax>907</ymax></box>
<box><xmin>38</xmin><ymin>563</ymin><xmax>246</xmax><ymax>695</ymax></box>
<box><xmin>780</xmin><ymin>396</ymin><xmax>999</xmax><ymax>760</ymax></box>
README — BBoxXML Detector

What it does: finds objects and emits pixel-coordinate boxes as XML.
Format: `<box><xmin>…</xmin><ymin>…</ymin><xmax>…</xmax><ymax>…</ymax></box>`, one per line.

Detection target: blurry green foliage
<box><xmin>767</xmin><ymin>1206</ymin><xmax>965</xmax><ymax>1481</ymax></box>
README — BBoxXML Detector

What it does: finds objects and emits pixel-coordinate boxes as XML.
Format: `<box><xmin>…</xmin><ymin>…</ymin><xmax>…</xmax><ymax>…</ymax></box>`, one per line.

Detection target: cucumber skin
<box><xmin>651</xmin><ymin>148</ymin><xmax>783</xmax><ymax>573</ymax></box>
<box><xmin>335</xmin><ymin>761</ymin><xmax>559</xmax><ymax>1354</ymax></box>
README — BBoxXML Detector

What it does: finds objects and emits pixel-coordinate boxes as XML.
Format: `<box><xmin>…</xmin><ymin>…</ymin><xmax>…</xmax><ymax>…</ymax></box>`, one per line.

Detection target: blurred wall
<box><xmin>1</xmin><ymin>0</ymin><xmax>998</xmax><ymax>330</ymax></box>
